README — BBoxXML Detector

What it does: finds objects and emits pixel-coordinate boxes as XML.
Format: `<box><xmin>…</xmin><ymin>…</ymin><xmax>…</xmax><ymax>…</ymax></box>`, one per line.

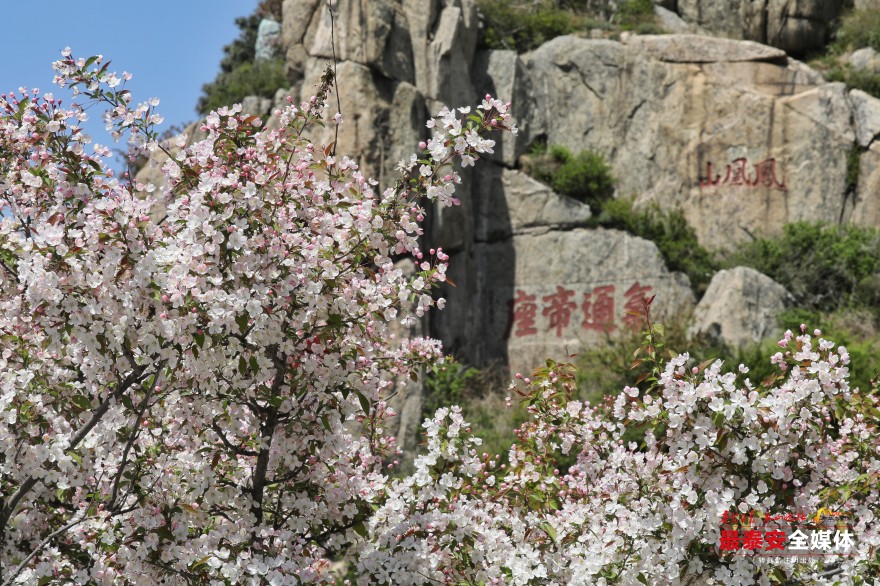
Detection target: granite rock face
<box><xmin>468</xmin><ymin>224</ymin><xmax>696</xmax><ymax>376</ymax></box>
<box><xmin>130</xmin><ymin>0</ymin><xmax>880</xmax><ymax>457</ymax></box>
<box><xmin>672</xmin><ymin>0</ymin><xmax>843</xmax><ymax>55</ymax></box>
<box><xmin>689</xmin><ymin>267</ymin><xmax>793</xmax><ymax>347</ymax></box>
<box><xmin>521</xmin><ymin>34</ymin><xmax>879</xmax><ymax>251</ymax></box>
<box><xmin>247</xmin><ymin>4</ymin><xmax>880</xmax><ymax>371</ymax></box>
<box><xmin>139</xmin><ymin>2</ymin><xmax>880</xmax><ymax>456</ymax></box>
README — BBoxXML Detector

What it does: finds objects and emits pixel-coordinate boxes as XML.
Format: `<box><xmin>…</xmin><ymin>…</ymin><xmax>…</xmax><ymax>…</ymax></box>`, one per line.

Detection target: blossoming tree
<box><xmin>0</xmin><ymin>51</ymin><xmax>513</xmax><ymax>584</ymax></box>
<box><xmin>3</xmin><ymin>51</ymin><xmax>879</xmax><ymax>586</ymax></box>
<box><xmin>361</xmin><ymin>305</ymin><xmax>880</xmax><ymax>585</ymax></box>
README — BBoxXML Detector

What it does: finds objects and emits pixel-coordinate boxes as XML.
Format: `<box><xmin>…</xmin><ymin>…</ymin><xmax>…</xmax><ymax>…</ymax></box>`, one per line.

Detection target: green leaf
<box><xmin>67</xmin><ymin>450</ymin><xmax>83</xmax><ymax>465</ymax></box>
<box><xmin>712</xmin><ymin>411</ymin><xmax>725</xmax><ymax>428</ymax></box>
<box><xmin>327</xmin><ymin>312</ymin><xmax>343</xmax><ymax>328</ymax></box>
<box><xmin>156</xmin><ymin>526</ymin><xmax>174</xmax><ymax>541</ymax></box>
<box><xmin>236</xmin><ymin>314</ymin><xmax>249</xmax><ymax>335</ymax></box>
<box><xmin>320</xmin><ymin>414</ymin><xmax>332</xmax><ymax>433</ymax></box>
<box><xmin>540</xmin><ymin>522</ymin><xmax>557</xmax><ymax>543</ymax></box>
<box><xmin>249</xmin><ymin>356</ymin><xmax>259</xmax><ymax>374</ymax></box>
<box><xmin>238</xmin><ymin>356</ymin><xmax>248</xmax><ymax>375</ymax></box>
<box><xmin>355</xmin><ymin>390</ymin><xmax>370</xmax><ymax>414</ymax></box>
<box><xmin>71</xmin><ymin>395</ymin><xmax>92</xmax><ymax>411</ymax></box>
<box><xmin>352</xmin><ymin>521</ymin><xmax>368</xmax><ymax>538</ymax></box>
<box><xmin>194</xmin><ymin>332</ymin><xmax>205</xmax><ymax>349</ymax></box>
<box><xmin>84</xmin><ymin>55</ymin><xmax>99</xmax><ymax>68</ymax></box>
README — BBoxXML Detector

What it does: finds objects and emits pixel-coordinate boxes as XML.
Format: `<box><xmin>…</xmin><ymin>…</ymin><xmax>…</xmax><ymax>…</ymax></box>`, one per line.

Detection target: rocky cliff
<box><xmin>140</xmin><ymin>0</ymin><xmax>880</xmax><ymax>381</ymax></box>
<box><xmin>255</xmin><ymin>0</ymin><xmax>878</xmax><ymax>374</ymax></box>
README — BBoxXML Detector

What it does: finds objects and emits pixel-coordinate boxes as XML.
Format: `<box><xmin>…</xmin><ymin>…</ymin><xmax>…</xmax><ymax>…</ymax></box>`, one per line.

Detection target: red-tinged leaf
<box><xmin>696</xmin><ymin>358</ymin><xmax>714</xmax><ymax>372</ymax></box>
<box><xmin>761</xmin><ymin>374</ymin><xmax>779</xmax><ymax>388</ymax></box>
<box><xmin>635</xmin><ymin>372</ymin><xmax>650</xmax><ymax>385</ymax></box>
<box><xmin>630</xmin><ymin>359</ymin><xmax>644</xmax><ymax>370</ymax></box>
<box><xmin>445</xmin><ymin>277</ymin><xmax>457</xmax><ymax>287</ymax></box>
<box><xmin>324</xmin><ymin>142</ymin><xmax>336</xmax><ymax>158</ymax></box>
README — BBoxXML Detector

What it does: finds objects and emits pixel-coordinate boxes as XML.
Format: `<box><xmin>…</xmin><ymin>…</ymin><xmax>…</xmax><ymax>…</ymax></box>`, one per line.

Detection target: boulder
<box><xmin>654</xmin><ymin>5</ymin><xmax>698</xmax><ymax>34</ymax></box>
<box><xmin>845</xmin><ymin>141</ymin><xmax>880</xmax><ymax>229</ymax></box>
<box><xmin>624</xmin><ymin>34</ymin><xmax>787</xmax><ymax>63</ymax></box>
<box><xmin>688</xmin><ymin>267</ymin><xmax>792</xmax><ymax>347</ymax></box>
<box><xmin>240</xmin><ymin>95</ymin><xmax>272</xmax><ymax>117</ymax></box>
<box><xmin>850</xmin><ymin>89</ymin><xmax>880</xmax><ymax>148</ymax></box>
<box><xmin>673</xmin><ymin>0</ymin><xmax>843</xmax><ymax>55</ymax></box>
<box><xmin>421</xmin><ymin>1</ymin><xmax>479</xmax><ymax>107</ymax></box>
<box><xmin>297</xmin><ymin>59</ymin><xmax>427</xmax><ymax>182</ymax></box>
<box><xmin>255</xmin><ymin>18</ymin><xmax>282</xmax><ymax>61</ymax></box>
<box><xmin>471</xmin><ymin>166</ymin><xmax>592</xmax><ymax>242</ymax></box>
<box><xmin>850</xmin><ymin>47</ymin><xmax>880</xmax><ymax>75</ymax></box>
<box><xmin>464</xmin><ymin>227</ymin><xmax>695</xmax><ymax>376</ymax></box>
<box><xmin>303</xmin><ymin>0</ymin><xmax>413</xmax><ymax>82</ymax></box>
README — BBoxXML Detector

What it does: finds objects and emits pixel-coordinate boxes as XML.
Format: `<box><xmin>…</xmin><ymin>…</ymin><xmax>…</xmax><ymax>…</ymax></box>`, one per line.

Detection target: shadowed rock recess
<box><xmin>138</xmin><ymin>0</ymin><xmax>880</xmax><ymax>447</ymax></box>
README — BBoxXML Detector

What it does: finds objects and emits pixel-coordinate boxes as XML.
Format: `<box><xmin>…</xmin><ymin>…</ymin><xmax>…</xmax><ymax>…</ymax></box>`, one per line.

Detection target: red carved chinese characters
<box><xmin>582</xmin><ymin>285</ymin><xmax>616</xmax><ymax>332</ymax></box>
<box><xmin>507</xmin><ymin>282</ymin><xmax>655</xmax><ymax>338</ymax></box>
<box><xmin>699</xmin><ymin>157</ymin><xmax>787</xmax><ymax>191</ymax></box>
<box><xmin>542</xmin><ymin>286</ymin><xmax>577</xmax><ymax>338</ymax></box>
<box><xmin>511</xmin><ymin>290</ymin><xmax>538</xmax><ymax>337</ymax></box>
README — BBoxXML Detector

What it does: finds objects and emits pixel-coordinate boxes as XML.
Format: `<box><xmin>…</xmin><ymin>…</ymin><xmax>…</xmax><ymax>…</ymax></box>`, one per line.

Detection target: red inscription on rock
<box><xmin>507</xmin><ymin>283</ymin><xmax>655</xmax><ymax>339</ymax></box>
<box><xmin>699</xmin><ymin>158</ymin><xmax>787</xmax><ymax>191</ymax></box>
<box><xmin>511</xmin><ymin>290</ymin><xmax>538</xmax><ymax>337</ymax></box>
<box><xmin>543</xmin><ymin>286</ymin><xmax>577</xmax><ymax>338</ymax></box>
<box><xmin>582</xmin><ymin>285</ymin><xmax>616</xmax><ymax>333</ymax></box>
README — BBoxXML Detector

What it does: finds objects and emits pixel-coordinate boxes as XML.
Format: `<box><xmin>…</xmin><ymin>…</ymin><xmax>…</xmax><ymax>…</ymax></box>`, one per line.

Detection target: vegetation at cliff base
<box><xmin>725</xmin><ymin>221</ymin><xmax>880</xmax><ymax>312</ymax></box>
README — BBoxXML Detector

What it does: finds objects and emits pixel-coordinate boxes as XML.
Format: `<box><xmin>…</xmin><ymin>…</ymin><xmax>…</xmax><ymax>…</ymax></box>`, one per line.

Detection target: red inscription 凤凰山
<box><xmin>699</xmin><ymin>157</ymin><xmax>787</xmax><ymax>191</ymax></box>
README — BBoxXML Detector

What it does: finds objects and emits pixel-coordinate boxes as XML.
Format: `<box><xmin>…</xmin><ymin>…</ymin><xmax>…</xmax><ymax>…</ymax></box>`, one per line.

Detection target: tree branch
<box><xmin>0</xmin><ymin>365</ymin><xmax>148</xmax><ymax>541</ymax></box>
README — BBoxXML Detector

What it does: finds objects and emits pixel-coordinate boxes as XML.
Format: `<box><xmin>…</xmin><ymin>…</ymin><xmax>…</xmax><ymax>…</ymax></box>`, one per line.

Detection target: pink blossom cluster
<box><xmin>0</xmin><ymin>53</ymin><xmax>514</xmax><ymax>584</ymax></box>
<box><xmin>362</xmin><ymin>330</ymin><xmax>880</xmax><ymax>585</ymax></box>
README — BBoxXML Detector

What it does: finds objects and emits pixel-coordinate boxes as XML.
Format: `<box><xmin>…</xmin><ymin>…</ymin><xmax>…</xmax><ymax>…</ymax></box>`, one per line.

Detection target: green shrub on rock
<box><xmin>477</xmin><ymin>0</ymin><xmax>580</xmax><ymax>52</ymax></box>
<box><xmin>593</xmin><ymin>198</ymin><xmax>718</xmax><ymax>295</ymax></box>
<box><xmin>524</xmin><ymin>143</ymin><xmax>616</xmax><ymax>210</ymax></box>
<box><xmin>197</xmin><ymin>58</ymin><xmax>287</xmax><ymax>116</ymax></box>
<box><xmin>831</xmin><ymin>1</ymin><xmax>880</xmax><ymax>54</ymax></box>
<box><xmin>724</xmin><ymin>222</ymin><xmax>880</xmax><ymax>312</ymax></box>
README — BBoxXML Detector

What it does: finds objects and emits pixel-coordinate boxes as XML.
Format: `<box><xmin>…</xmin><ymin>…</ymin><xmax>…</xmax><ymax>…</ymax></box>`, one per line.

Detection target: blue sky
<box><xmin>0</xmin><ymin>1</ymin><xmax>260</xmax><ymax>149</ymax></box>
